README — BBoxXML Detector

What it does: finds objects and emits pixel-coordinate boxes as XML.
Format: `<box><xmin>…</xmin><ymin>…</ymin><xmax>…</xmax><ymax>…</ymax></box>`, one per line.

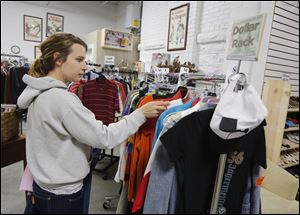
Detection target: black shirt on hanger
<box><xmin>160</xmin><ymin>108</ymin><xmax>267</xmax><ymax>214</ymax></box>
<box><xmin>1</xmin><ymin>71</ymin><xmax>6</xmax><ymax>104</ymax></box>
<box><xmin>11</xmin><ymin>66</ymin><xmax>29</xmax><ymax>104</ymax></box>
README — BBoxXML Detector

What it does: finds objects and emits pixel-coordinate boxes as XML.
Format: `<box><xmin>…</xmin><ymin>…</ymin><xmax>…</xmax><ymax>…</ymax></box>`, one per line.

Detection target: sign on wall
<box><xmin>104</xmin><ymin>56</ymin><xmax>115</xmax><ymax>66</ymax></box>
<box><xmin>100</xmin><ymin>28</ymin><xmax>133</xmax><ymax>51</ymax></box>
<box><xmin>227</xmin><ymin>14</ymin><xmax>267</xmax><ymax>61</ymax></box>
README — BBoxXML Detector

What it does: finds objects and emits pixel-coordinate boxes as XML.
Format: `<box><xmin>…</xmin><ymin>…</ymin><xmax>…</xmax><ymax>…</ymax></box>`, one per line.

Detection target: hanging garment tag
<box><xmin>256</xmin><ymin>176</ymin><xmax>265</xmax><ymax>186</ymax></box>
<box><xmin>180</xmin><ymin>66</ymin><xmax>189</xmax><ymax>74</ymax></box>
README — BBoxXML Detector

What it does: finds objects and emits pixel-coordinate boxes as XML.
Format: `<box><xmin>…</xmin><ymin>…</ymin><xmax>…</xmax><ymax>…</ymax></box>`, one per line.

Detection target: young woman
<box><xmin>17</xmin><ymin>33</ymin><xmax>169</xmax><ymax>214</ymax></box>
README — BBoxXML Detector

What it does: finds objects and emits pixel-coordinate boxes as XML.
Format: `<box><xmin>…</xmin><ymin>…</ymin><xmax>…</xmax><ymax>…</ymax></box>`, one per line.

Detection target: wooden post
<box><xmin>262</xmin><ymin>80</ymin><xmax>291</xmax><ymax>163</ymax></box>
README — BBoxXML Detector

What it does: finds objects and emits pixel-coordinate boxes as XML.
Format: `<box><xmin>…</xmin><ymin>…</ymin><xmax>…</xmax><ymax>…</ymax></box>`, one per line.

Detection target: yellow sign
<box><xmin>134</xmin><ymin>19</ymin><xmax>139</xmax><ymax>28</ymax></box>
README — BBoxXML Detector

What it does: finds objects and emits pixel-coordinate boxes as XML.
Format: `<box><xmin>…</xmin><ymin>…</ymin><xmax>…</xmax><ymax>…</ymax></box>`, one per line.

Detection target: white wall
<box><xmin>140</xmin><ymin>1</ymin><xmax>276</xmax><ymax>94</ymax></box>
<box><xmin>140</xmin><ymin>1</ymin><xmax>200</xmax><ymax>68</ymax></box>
<box><xmin>197</xmin><ymin>1</ymin><xmax>230</xmax><ymax>75</ymax></box>
<box><xmin>115</xmin><ymin>1</ymin><xmax>142</xmax><ymax>32</ymax></box>
<box><xmin>1</xmin><ymin>1</ymin><xmax>118</xmax><ymax>61</ymax></box>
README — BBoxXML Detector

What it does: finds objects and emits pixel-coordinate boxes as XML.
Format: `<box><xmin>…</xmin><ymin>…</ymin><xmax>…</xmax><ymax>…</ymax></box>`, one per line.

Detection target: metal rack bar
<box><xmin>1</xmin><ymin>53</ymin><xmax>23</xmax><ymax>58</ymax></box>
<box><xmin>210</xmin><ymin>60</ymin><xmax>241</xmax><ymax>214</ymax></box>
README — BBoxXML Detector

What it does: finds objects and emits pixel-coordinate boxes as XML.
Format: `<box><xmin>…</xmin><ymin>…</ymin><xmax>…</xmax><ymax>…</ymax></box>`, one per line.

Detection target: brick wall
<box><xmin>140</xmin><ymin>1</ymin><xmax>231</xmax><ymax>74</ymax></box>
<box><xmin>197</xmin><ymin>1</ymin><xmax>230</xmax><ymax>75</ymax></box>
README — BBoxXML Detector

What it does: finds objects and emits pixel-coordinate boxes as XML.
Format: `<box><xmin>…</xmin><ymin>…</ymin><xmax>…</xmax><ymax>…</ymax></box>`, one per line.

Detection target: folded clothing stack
<box><xmin>285</xmin><ymin>132</ymin><xmax>299</xmax><ymax>144</ymax></box>
<box><xmin>288</xmin><ymin>96</ymin><xmax>299</xmax><ymax>109</ymax></box>
<box><xmin>278</xmin><ymin>149</ymin><xmax>299</xmax><ymax>167</ymax></box>
<box><xmin>285</xmin><ymin>118</ymin><xmax>299</xmax><ymax>128</ymax></box>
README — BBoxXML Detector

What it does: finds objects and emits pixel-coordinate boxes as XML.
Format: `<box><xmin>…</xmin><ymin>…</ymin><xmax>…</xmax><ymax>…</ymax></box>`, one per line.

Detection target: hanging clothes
<box><xmin>127</xmin><ymin>88</ymin><xmax>189</xmax><ymax>202</ymax></box>
<box><xmin>11</xmin><ymin>67</ymin><xmax>29</xmax><ymax>104</ymax></box>
<box><xmin>154</xmin><ymin>108</ymin><xmax>267</xmax><ymax>213</ymax></box>
<box><xmin>132</xmin><ymin>98</ymin><xmax>207</xmax><ymax>213</ymax></box>
<box><xmin>1</xmin><ymin>66</ymin><xmax>29</xmax><ymax>104</ymax></box>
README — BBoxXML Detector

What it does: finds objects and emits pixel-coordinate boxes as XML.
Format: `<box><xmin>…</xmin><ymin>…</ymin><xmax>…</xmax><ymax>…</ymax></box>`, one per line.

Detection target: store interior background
<box><xmin>2</xmin><ymin>1</ymin><xmax>288</xmax><ymax>95</ymax></box>
<box><xmin>1</xmin><ymin>1</ymin><xmax>299</xmax><ymax>214</ymax></box>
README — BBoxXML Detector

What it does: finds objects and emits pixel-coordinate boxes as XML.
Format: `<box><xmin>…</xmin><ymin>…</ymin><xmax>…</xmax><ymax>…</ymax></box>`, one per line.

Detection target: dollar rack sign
<box><xmin>227</xmin><ymin>14</ymin><xmax>266</xmax><ymax>60</ymax></box>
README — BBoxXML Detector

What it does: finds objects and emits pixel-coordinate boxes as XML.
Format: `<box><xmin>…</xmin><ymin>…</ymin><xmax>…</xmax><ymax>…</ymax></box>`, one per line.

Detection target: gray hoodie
<box><xmin>17</xmin><ymin>75</ymin><xmax>146</xmax><ymax>194</ymax></box>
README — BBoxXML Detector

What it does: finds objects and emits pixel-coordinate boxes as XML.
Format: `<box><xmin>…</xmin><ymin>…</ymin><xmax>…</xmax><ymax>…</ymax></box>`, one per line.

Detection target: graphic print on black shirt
<box><xmin>160</xmin><ymin>108</ymin><xmax>267</xmax><ymax>214</ymax></box>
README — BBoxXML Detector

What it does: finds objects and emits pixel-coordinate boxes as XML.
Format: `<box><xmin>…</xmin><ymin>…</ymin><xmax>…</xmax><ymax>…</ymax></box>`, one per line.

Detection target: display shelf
<box><xmin>279</xmin><ymin>161</ymin><xmax>299</xmax><ymax>169</ymax></box>
<box><xmin>262</xmin><ymin>80</ymin><xmax>299</xmax><ymax>167</ymax></box>
<box><xmin>284</xmin><ymin>126</ymin><xmax>299</xmax><ymax>132</ymax></box>
<box><xmin>262</xmin><ymin>80</ymin><xmax>292</xmax><ymax>163</ymax></box>
<box><xmin>278</xmin><ymin>149</ymin><xmax>299</xmax><ymax>169</ymax></box>
<box><xmin>288</xmin><ymin>108</ymin><xmax>299</xmax><ymax>113</ymax></box>
<box><xmin>281</xmin><ymin>138</ymin><xmax>299</xmax><ymax>152</ymax></box>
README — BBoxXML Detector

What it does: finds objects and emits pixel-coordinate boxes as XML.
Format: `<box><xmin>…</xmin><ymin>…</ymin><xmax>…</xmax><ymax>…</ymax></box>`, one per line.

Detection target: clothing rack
<box><xmin>85</xmin><ymin>61</ymin><xmax>101</xmax><ymax>67</ymax></box>
<box><xmin>210</xmin><ymin>60</ymin><xmax>241</xmax><ymax>214</ymax></box>
<box><xmin>82</xmin><ymin>70</ymin><xmax>129</xmax><ymax>180</ymax></box>
<box><xmin>1</xmin><ymin>53</ymin><xmax>24</xmax><ymax>58</ymax></box>
<box><xmin>93</xmin><ymin>148</ymin><xmax>120</xmax><ymax>180</ymax></box>
<box><xmin>1</xmin><ymin>53</ymin><xmax>29</xmax><ymax>67</ymax></box>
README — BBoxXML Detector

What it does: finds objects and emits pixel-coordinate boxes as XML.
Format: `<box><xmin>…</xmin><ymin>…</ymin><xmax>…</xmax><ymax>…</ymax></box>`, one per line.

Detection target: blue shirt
<box><xmin>151</xmin><ymin>98</ymin><xmax>195</xmax><ymax>151</ymax></box>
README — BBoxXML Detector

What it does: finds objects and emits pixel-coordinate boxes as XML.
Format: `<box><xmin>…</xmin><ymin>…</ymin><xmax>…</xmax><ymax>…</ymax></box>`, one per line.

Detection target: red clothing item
<box><xmin>82</xmin><ymin>79</ymin><xmax>119</xmax><ymax>125</ymax></box>
<box><xmin>68</xmin><ymin>82</ymin><xmax>81</xmax><ymax>94</ymax></box>
<box><xmin>68</xmin><ymin>80</ymin><xmax>87</xmax><ymax>100</ymax></box>
<box><xmin>112</xmin><ymin>80</ymin><xmax>126</xmax><ymax>106</ymax></box>
<box><xmin>128</xmin><ymin>90</ymin><xmax>183</xmax><ymax>202</ymax></box>
<box><xmin>192</xmin><ymin>97</ymin><xmax>201</xmax><ymax>106</ymax></box>
<box><xmin>132</xmin><ymin>172</ymin><xmax>150</xmax><ymax>212</ymax></box>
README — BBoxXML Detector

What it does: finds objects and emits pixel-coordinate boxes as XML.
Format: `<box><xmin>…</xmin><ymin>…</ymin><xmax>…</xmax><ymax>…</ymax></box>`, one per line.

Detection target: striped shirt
<box><xmin>82</xmin><ymin>79</ymin><xmax>119</xmax><ymax>125</ymax></box>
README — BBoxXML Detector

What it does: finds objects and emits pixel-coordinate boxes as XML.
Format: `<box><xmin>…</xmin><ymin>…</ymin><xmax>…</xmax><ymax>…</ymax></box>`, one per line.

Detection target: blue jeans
<box><xmin>82</xmin><ymin>168</ymin><xmax>93</xmax><ymax>214</ymax></box>
<box><xmin>24</xmin><ymin>191</ymin><xmax>37</xmax><ymax>214</ymax></box>
<box><xmin>31</xmin><ymin>182</ymin><xmax>84</xmax><ymax>214</ymax></box>
<box><xmin>25</xmin><ymin>173</ymin><xmax>93</xmax><ymax>214</ymax></box>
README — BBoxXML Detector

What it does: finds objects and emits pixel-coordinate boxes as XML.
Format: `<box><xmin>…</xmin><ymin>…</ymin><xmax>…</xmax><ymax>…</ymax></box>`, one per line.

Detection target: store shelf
<box><xmin>278</xmin><ymin>149</ymin><xmax>299</xmax><ymax>169</ymax></box>
<box><xmin>284</xmin><ymin>126</ymin><xmax>299</xmax><ymax>132</ymax></box>
<box><xmin>279</xmin><ymin>161</ymin><xmax>299</xmax><ymax>169</ymax></box>
<box><xmin>288</xmin><ymin>108</ymin><xmax>299</xmax><ymax>113</ymax></box>
<box><xmin>281</xmin><ymin>139</ymin><xmax>299</xmax><ymax>152</ymax></box>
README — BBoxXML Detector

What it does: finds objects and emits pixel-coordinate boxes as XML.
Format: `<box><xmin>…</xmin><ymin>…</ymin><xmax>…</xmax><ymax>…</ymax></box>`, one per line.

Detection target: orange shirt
<box><xmin>127</xmin><ymin>90</ymin><xmax>183</xmax><ymax>201</ymax></box>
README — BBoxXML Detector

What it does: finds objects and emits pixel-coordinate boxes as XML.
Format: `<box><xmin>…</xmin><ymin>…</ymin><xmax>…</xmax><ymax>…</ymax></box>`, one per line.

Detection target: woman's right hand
<box><xmin>139</xmin><ymin>101</ymin><xmax>170</xmax><ymax>118</ymax></box>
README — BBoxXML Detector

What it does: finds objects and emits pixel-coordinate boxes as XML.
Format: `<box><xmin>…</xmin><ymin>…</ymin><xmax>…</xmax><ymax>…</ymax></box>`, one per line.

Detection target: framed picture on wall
<box><xmin>167</xmin><ymin>3</ymin><xmax>190</xmax><ymax>51</ymax></box>
<box><xmin>23</xmin><ymin>15</ymin><xmax>43</xmax><ymax>42</ymax></box>
<box><xmin>34</xmin><ymin>46</ymin><xmax>42</xmax><ymax>59</ymax></box>
<box><xmin>46</xmin><ymin>12</ymin><xmax>64</xmax><ymax>37</ymax></box>
<box><xmin>100</xmin><ymin>28</ymin><xmax>133</xmax><ymax>51</ymax></box>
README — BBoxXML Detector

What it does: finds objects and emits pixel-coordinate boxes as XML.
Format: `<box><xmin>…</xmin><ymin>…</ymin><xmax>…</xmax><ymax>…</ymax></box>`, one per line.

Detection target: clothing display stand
<box><xmin>83</xmin><ymin>63</ymin><xmax>120</xmax><ymax>180</ymax></box>
<box><xmin>210</xmin><ymin>60</ymin><xmax>241</xmax><ymax>214</ymax></box>
<box><xmin>93</xmin><ymin>149</ymin><xmax>120</xmax><ymax>180</ymax></box>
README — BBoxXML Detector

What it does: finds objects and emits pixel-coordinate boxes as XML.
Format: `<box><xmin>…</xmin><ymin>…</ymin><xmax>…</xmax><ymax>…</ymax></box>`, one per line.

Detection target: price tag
<box><xmin>152</xmin><ymin>66</ymin><xmax>158</xmax><ymax>74</ymax></box>
<box><xmin>161</xmin><ymin>68</ymin><xmax>169</xmax><ymax>74</ymax></box>
<box><xmin>180</xmin><ymin>66</ymin><xmax>189</xmax><ymax>74</ymax></box>
<box><xmin>104</xmin><ymin>56</ymin><xmax>115</xmax><ymax>66</ymax></box>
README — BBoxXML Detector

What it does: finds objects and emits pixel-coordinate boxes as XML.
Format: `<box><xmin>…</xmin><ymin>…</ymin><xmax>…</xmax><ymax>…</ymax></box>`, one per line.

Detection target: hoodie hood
<box><xmin>17</xmin><ymin>74</ymin><xmax>68</xmax><ymax>109</ymax></box>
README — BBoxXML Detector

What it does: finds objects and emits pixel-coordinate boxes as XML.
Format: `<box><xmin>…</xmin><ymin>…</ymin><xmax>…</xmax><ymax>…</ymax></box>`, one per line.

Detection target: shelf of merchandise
<box><xmin>262</xmin><ymin>80</ymin><xmax>299</xmax><ymax>167</ymax></box>
<box><xmin>279</xmin><ymin>161</ymin><xmax>299</xmax><ymax>169</ymax></box>
<box><xmin>284</xmin><ymin>126</ymin><xmax>299</xmax><ymax>132</ymax></box>
<box><xmin>281</xmin><ymin>139</ymin><xmax>299</xmax><ymax>152</ymax></box>
<box><xmin>278</xmin><ymin>148</ymin><xmax>299</xmax><ymax>169</ymax></box>
<box><xmin>288</xmin><ymin>108</ymin><xmax>299</xmax><ymax>113</ymax></box>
